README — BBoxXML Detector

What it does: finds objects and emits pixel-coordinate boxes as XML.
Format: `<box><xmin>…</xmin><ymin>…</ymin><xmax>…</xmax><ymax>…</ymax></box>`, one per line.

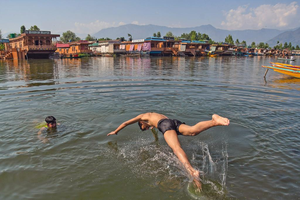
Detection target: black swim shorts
<box><xmin>157</xmin><ymin>119</ymin><xmax>185</xmax><ymax>135</ymax></box>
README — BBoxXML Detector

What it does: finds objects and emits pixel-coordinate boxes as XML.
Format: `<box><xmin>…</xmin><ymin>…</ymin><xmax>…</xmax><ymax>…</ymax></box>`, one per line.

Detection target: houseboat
<box><xmin>98</xmin><ymin>40</ymin><xmax>124</xmax><ymax>56</ymax></box>
<box><xmin>176</xmin><ymin>40</ymin><xmax>210</xmax><ymax>56</ymax></box>
<box><xmin>210</xmin><ymin>43</ymin><xmax>235</xmax><ymax>56</ymax></box>
<box><xmin>143</xmin><ymin>37</ymin><xmax>165</xmax><ymax>55</ymax></box>
<box><xmin>121</xmin><ymin>39</ymin><xmax>144</xmax><ymax>55</ymax></box>
<box><xmin>4</xmin><ymin>30</ymin><xmax>59</xmax><ymax>59</ymax></box>
<box><xmin>254</xmin><ymin>48</ymin><xmax>266</xmax><ymax>56</ymax></box>
<box><xmin>161</xmin><ymin>36</ymin><xmax>176</xmax><ymax>56</ymax></box>
<box><xmin>55</xmin><ymin>40</ymin><xmax>93</xmax><ymax>58</ymax></box>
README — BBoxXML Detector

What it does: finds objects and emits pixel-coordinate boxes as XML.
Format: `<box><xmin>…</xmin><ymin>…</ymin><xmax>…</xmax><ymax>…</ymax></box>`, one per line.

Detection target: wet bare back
<box><xmin>140</xmin><ymin>112</ymin><xmax>168</xmax><ymax>127</ymax></box>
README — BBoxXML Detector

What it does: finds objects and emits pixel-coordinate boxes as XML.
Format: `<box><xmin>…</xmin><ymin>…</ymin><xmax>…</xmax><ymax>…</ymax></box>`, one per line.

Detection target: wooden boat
<box><xmin>277</xmin><ymin>57</ymin><xmax>296</xmax><ymax>61</ymax></box>
<box><xmin>262</xmin><ymin>63</ymin><xmax>300</xmax><ymax>78</ymax></box>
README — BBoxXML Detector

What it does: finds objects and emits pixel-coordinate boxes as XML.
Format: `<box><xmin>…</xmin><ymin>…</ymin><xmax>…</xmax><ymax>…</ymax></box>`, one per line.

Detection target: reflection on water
<box><xmin>0</xmin><ymin>56</ymin><xmax>300</xmax><ymax>200</ymax></box>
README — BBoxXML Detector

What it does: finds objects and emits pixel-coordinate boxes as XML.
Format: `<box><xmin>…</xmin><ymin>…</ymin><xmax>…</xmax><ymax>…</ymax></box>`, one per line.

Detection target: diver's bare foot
<box><xmin>212</xmin><ymin>114</ymin><xmax>230</xmax><ymax>126</ymax></box>
<box><xmin>193</xmin><ymin>179</ymin><xmax>202</xmax><ymax>191</ymax></box>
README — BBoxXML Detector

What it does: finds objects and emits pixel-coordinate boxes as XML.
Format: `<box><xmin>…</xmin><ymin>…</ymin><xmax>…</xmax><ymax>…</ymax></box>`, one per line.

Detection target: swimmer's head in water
<box><xmin>138</xmin><ymin>121</ymin><xmax>150</xmax><ymax>131</ymax></box>
<box><xmin>45</xmin><ymin>116</ymin><xmax>57</xmax><ymax>128</ymax></box>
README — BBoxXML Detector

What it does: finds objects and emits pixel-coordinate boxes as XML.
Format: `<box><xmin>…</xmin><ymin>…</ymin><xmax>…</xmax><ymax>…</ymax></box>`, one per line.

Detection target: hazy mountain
<box><xmin>267</xmin><ymin>27</ymin><xmax>300</xmax><ymax>47</ymax></box>
<box><xmin>93</xmin><ymin>24</ymin><xmax>285</xmax><ymax>45</ymax></box>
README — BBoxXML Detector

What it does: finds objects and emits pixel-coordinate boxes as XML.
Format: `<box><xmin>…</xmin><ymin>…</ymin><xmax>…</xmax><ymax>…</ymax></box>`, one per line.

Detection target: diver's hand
<box><xmin>107</xmin><ymin>131</ymin><xmax>117</xmax><ymax>136</ymax></box>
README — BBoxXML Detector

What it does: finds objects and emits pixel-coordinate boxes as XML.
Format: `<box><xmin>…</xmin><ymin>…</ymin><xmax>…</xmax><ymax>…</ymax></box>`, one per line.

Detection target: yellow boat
<box><xmin>262</xmin><ymin>63</ymin><xmax>300</xmax><ymax>78</ymax></box>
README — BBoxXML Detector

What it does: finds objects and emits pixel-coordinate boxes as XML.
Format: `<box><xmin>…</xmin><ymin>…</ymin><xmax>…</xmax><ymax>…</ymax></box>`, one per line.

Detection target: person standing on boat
<box><xmin>107</xmin><ymin>112</ymin><xmax>230</xmax><ymax>190</ymax></box>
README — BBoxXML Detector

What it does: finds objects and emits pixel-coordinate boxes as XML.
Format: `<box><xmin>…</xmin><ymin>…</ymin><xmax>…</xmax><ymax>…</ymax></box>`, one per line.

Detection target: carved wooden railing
<box><xmin>24</xmin><ymin>45</ymin><xmax>57</xmax><ymax>51</ymax></box>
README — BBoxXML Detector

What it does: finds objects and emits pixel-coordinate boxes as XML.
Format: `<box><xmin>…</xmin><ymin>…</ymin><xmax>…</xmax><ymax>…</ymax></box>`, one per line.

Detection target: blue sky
<box><xmin>0</xmin><ymin>0</ymin><xmax>299</xmax><ymax>37</ymax></box>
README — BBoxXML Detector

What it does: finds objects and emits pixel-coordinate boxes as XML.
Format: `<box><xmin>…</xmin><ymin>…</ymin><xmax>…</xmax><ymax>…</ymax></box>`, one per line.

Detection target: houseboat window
<box><xmin>46</xmin><ymin>40</ymin><xmax>50</xmax><ymax>45</ymax></box>
<box><xmin>40</xmin><ymin>41</ymin><xmax>43</xmax><ymax>46</ymax></box>
<box><xmin>151</xmin><ymin>43</ymin><xmax>155</xmax><ymax>48</ymax></box>
<box><xmin>35</xmin><ymin>40</ymin><xmax>39</xmax><ymax>45</ymax></box>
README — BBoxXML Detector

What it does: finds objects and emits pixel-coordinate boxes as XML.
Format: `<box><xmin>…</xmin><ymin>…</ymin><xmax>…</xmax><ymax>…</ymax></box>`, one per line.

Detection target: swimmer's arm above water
<box><xmin>37</xmin><ymin>127</ymin><xmax>46</xmax><ymax>135</ymax></box>
<box><xmin>107</xmin><ymin>114</ymin><xmax>144</xmax><ymax>136</ymax></box>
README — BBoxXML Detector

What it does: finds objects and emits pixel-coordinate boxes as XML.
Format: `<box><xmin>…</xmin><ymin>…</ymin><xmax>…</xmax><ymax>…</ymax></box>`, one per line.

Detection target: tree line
<box><xmin>2</xmin><ymin>26</ymin><xmax>300</xmax><ymax>51</ymax></box>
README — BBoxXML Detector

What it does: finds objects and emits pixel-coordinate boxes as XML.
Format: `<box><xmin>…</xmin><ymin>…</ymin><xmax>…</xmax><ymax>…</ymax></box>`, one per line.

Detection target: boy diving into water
<box><xmin>107</xmin><ymin>112</ymin><xmax>230</xmax><ymax>190</ymax></box>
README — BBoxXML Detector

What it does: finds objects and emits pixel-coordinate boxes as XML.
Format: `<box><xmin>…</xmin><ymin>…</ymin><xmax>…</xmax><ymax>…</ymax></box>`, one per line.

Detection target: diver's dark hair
<box><xmin>45</xmin><ymin>116</ymin><xmax>56</xmax><ymax>124</ymax></box>
<box><xmin>138</xmin><ymin>121</ymin><xmax>144</xmax><ymax>131</ymax></box>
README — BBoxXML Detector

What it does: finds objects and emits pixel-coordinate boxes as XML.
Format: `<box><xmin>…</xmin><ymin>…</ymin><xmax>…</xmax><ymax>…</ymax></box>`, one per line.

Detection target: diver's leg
<box><xmin>164</xmin><ymin>130</ymin><xmax>201</xmax><ymax>189</ymax></box>
<box><xmin>179</xmin><ymin>114</ymin><xmax>230</xmax><ymax>136</ymax></box>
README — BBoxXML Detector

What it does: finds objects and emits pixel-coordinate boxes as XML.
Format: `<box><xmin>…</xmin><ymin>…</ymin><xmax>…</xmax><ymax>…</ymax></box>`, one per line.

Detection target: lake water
<box><xmin>0</xmin><ymin>56</ymin><xmax>299</xmax><ymax>200</ymax></box>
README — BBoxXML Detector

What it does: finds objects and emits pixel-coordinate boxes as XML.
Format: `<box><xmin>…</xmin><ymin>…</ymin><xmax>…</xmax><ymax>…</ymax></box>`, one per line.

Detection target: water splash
<box><xmin>105</xmin><ymin>138</ymin><xmax>228</xmax><ymax>197</ymax></box>
<box><xmin>188</xmin><ymin>141</ymin><xmax>228</xmax><ymax>199</ymax></box>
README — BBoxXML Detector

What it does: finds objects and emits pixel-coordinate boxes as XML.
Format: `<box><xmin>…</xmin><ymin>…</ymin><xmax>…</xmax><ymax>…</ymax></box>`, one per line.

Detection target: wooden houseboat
<box><xmin>142</xmin><ymin>37</ymin><xmax>165</xmax><ymax>55</ymax></box>
<box><xmin>254</xmin><ymin>48</ymin><xmax>266</xmax><ymax>56</ymax></box>
<box><xmin>162</xmin><ymin>37</ymin><xmax>176</xmax><ymax>56</ymax></box>
<box><xmin>56</xmin><ymin>43</ymin><xmax>70</xmax><ymax>57</ymax></box>
<box><xmin>89</xmin><ymin>42</ymin><xmax>101</xmax><ymax>55</ymax></box>
<box><xmin>97</xmin><ymin>40</ymin><xmax>124</xmax><ymax>56</ymax></box>
<box><xmin>210</xmin><ymin>43</ymin><xmax>235</xmax><ymax>56</ymax></box>
<box><xmin>176</xmin><ymin>40</ymin><xmax>210</xmax><ymax>56</ymax></box>
<box><xmin>121</xmin><ymin>39</ymin><xmax>144</xmax><ymax>55</ymax></box>
<box><xmin>4</xmin><ymin>30</ymin><xmax>59</xmax><ymax>60</ymax></box>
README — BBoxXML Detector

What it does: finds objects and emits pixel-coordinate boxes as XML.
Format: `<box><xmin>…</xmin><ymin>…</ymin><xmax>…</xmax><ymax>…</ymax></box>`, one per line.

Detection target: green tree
<box><xmin>180</xmin><ymin>33</ymin><xmax>190</xmax><ymax>40</ymax></box>
<box><xmin>0</xmin><ymin>30</ymin><xmax>4</xmax><ymax>50</ymax></box>
<box><xmin>225</xmin><ymin>34</ymin><xmax>234</xmax><ymax>45</ymax></box>
<box><xmin>29</xmin><ymin>25</ymin><xmax>40</xmax><ymax>31</ymax></box>
<box><xmin>208</xmin><ymin>39</ymin><xmax>215</xmax><ymax>44</ymax></box>
<box><xmin>251</xmin><ymin>42</ymin><xmax>256</xmax><ymax>48</ymax></box>
<box><xmin>60</xmin><ymin>30</ymin><xmax>78</xmax><ymax>43</ymax></box>
<box><xmin>257</xmin><ymin>42</ymin><xmax>265</xmax><ymax>48</ymax></box>
<box><xmin>200</xmin><ymin>33</ymin><xmax>210</xmax><ymax>41</ymax></box>
<box><xmin>128</xmin><ymin>33</ymin><xmax>132</xmax><ymax>41</ymax></box>
<box><xmin>153</xmin><ymin>33</ymin><xmax>157</xmax><ymax>37</ymax></box>
<box><xmin>283</xmin><ymin>42</ymin><xmax>288</xmax><ymax>49</ymax></box>
<box><xmin>296</xmin><ymin>45</ymin><xmax>300</xmax><ymax>50</ymax></box>
<box><xmin>7</xmin><ymin>33</ymin><xmax>20</xmax><ymax>38</ymax></box>
<box><xmin>165</xmin><ymin>31</ymin><xmax>174</xmax><ymax>37</ymax></box>
<box><xmin>98</xmin><ymin>37</ymin><xmax>112</xmax><ymax>41</ymax></box>
<box><xmin>190</xmin><ymin>31</ymin><xmax>197</xmax><ymax>41</ymax></box>
<box><xmin>235</xmin><ymin>39</ymin><xmax>240</xmax><ymax>45</ymax></box>
<box><xmin>241</xmin><ymin>40</ymin><xmax>247</xmax><ymax>47</ymax></box>
<box><xmin>20</xmin><ymin>25</ymin><xmax>26</xmax><ymax>34</ymax></box>
<box><xmin>265</xmin><ymin>43</ymin><xmax>269</xmax><ymax>49</ymax></box>
<box><xmin>288</xmin><ymin>42</ymin><xmax>292</xmax><ymax>49</ymax></box>
<box><xmin>85</xmin><ymin>34</ymin><xmax>96</xmax><ymax>41</ymax></box>
<box><xmin>157</xmin><ymin>32</ymin><xmax>161</xmax><ymax>37</ymax></box>
<box><xmin>119</xmin><ymin>37</ymin><xmax>126</xmax><ymax>41</ymax></box>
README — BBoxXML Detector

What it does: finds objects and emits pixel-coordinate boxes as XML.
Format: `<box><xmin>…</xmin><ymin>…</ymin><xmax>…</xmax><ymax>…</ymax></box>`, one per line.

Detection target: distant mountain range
<box><xmin>93</xmin><ymin>24</ymin><xmax>298</xmax><ymax>46</ymax></box>
<box><xmin>267</xmin><ymin>27</ymin><xmax>300</xmax><ymax>47</ymax></box>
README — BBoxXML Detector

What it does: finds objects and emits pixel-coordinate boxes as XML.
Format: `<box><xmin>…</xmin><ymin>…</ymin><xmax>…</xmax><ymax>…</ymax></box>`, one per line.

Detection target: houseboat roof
<box><xmin>145</xmin><ymin>37</ymin><xmax>166</xmax><ymax>42</ymax></box>
<box><xmin>89</xmin><ymin>43</ymin><xmax>99</xmax><ymax>47</ymax></box>
<box><xmin>9</xmin><ymin>31</ymin><xmax>60</xmax><ymax>42</ymax></box>
<box><xmin>56</xmin><ymin>43</ymin><xmax>70</xmax><ymax>48</ymax></box>
<box><xmin>132</xmin><ymin>39</ymin><xmax>145</xmax><ymax>43</ymax></box>
<box><xmin>69</xmin><ymin>40</ymin><xmax>94</xmax><ymax>45</ymax></box>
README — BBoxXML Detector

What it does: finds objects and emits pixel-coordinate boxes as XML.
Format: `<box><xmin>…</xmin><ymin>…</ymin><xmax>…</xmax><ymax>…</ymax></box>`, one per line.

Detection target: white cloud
<box><xmin>221</xmin><ymin>2</ymin><xmax>298</xmax><ymax>30</ymax></box>
<box><xmin>73</xmin><ymin>20</ymin><xmax>119</xmax><ymax>34</ymax></box>
<box><xmin>131</xmin><ymin>21</ymin><xmax>139</xmax><ymax>25</ymax></box>
<box><xmin>73</xmin><ymin>20</ymin><xmax>142</xmax><ymax>35</ymax></box>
